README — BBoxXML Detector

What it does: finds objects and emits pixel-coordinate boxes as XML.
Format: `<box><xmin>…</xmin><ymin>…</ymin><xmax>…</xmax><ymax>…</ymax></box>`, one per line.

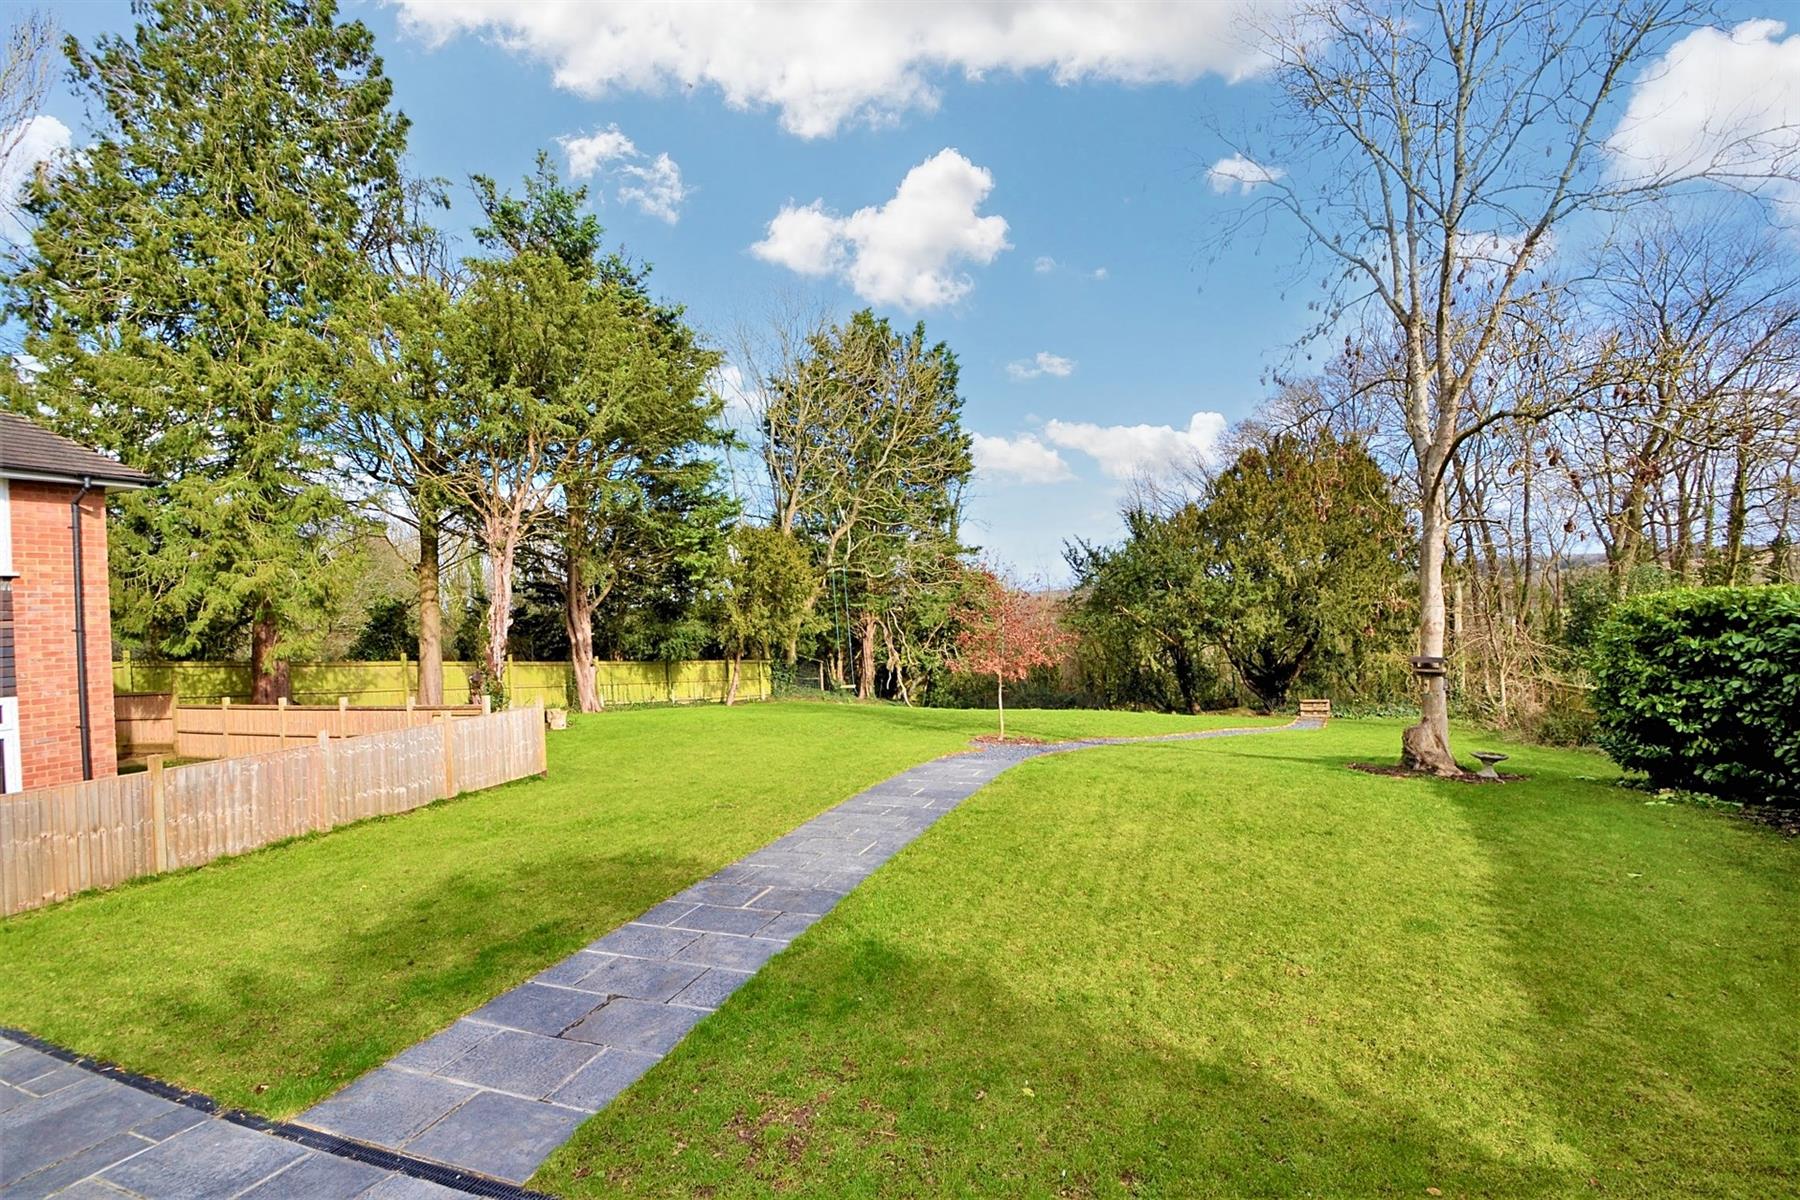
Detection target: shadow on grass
<box><xmin>539</xmin><ymin>941</ymin><xmax>1569</xmax><ymax>1199</ymax></box>
<box><xmin>1449</xmin><ymin>786</ymin><xmax>1800</xmax><ymax>1195</ymax></box>
<box><xmin>2</xmin><ymin>845</ymin><xmax>716</xmax><ymax>1117</ymax></box>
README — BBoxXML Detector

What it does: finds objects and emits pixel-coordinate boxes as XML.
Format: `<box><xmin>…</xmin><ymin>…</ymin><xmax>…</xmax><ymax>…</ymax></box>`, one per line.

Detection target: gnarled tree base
<box><xmin>1400</xmin><ymin>720</ymin><xmax>1463</xmax><ymax>777</ymax></box>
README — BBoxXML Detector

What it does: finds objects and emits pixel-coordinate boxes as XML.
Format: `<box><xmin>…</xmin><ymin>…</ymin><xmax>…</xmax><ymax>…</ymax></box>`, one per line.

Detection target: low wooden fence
<box><xmin>1</xmin><ymin>705</ymin><xmax>547</xmax><ymax>918</ymax></box>
<box><xmin>112</xmin><ymin>656</ymin><xmax>773</xmax><ymax>709</ymax></box>
<box><xmin>113</xmin><ymin>693</ymin><xmax>486</xmax><ymax>761</ymax></box>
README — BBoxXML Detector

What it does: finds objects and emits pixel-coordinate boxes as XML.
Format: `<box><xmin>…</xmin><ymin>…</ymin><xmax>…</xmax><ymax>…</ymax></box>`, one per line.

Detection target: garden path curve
<box><xmin>0</xmin><ymin>718</ymin><xmax>1315</xmax><ymax>1198</ymax></box>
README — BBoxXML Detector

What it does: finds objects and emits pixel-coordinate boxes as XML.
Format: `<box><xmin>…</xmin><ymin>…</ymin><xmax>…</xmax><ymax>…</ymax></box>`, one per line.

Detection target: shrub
<box><xmin>1591</xmin><ymin>585</ymin><xmax>1800</xmax><ymax>806</ymax></box>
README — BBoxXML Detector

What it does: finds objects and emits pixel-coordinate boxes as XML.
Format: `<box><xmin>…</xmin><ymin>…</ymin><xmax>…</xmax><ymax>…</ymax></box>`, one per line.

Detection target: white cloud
<box><xmin>971</xmin><ymin>432</ymin><xmax>1073</xmax><ymax>484</ymax></box>
<box><xmin>710</xmin><ymin>361</ymin><xmax>760</xmax><ymax>432</ymax></box>
<box><xmin>558</xmin><ymin>123</ymin><xmax>690</xmax><ymax>223</ymax></box>
<box><xmin>559</xmin><ymin>124</ymin><xmax>639</xmax><ymax>176</ymax></box>
<box><xmin>1033</xmin><ymin>255</ymin><xmax>1057</xmax><ymax>273</ymax></box>
<box><xmin>1610</xmin><ymin>20</ymin><xmax>1800</xmax><ymax>210</ymax></box>
<box><xmin>1091</xmin><ymin>266</ymin><xmax>1109</xmax><ymax>280</ymax></box>
<box><xmin>1006</xmin><ymin>351</ymin><xmax>1076</xmax><ymax>381</ymax></box>
<box><xmin>1043</xmin><ymin>410</ymin><xmax>1227</xmax><ymax>480</ymax></box>
<box><xmin>0</xmin><ymin>114</ymin><xmax>72</xmax><ymax>243</ymax></box>
<box><xmin>617</xmin><ymin>153</ymin><xmax>689</xmax><ymax>224</ymax></box>
<box><xmin>392</xmin><ymin>1</ymin><xmax>1286</xmax><ymax>139</ymax></box>
<box><xmin>1206</xmin><ymin>152</ymin><xmax>1284</xmax><ymax>194</ymax></box>
<box><xmin>752</xmin><ymin>201</ymin><xmax>844</xmax><ymax>275</ymax></box>
<box><xmin>751</xmin><ymin>148</ymin><xmax>1010</xmax><ymax>309</ymax></box>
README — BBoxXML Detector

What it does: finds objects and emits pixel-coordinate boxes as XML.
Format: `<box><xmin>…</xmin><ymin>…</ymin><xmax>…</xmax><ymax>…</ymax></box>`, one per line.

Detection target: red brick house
<box><xmin>0</xmin><ymin>413</ymin><xmax>152</xmax><ymax>793</ymax></box>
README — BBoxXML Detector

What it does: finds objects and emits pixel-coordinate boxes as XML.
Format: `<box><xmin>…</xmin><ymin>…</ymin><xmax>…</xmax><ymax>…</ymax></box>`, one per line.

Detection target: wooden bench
<box><xmin>1298</xmin><ymin>698</ymin><xmax>1331</xmax><ymax>722</ymax></box>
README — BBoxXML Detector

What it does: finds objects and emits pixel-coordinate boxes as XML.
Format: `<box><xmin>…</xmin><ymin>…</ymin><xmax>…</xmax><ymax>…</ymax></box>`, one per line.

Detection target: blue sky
<box><xmin>21</xmin><ymin>2</ymin><xmax>1793</xmax><ymax>580</ymax></box>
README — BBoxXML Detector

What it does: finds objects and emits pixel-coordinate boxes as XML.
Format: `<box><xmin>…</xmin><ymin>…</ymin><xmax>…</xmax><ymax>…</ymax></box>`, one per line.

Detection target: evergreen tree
<box><xmin>4</xmin><ymin>0</ymin><xmax>407</xmax><ymax>699</ymax></box>
<box><xmin>443</xmin><ymin>157</ymin><xmax>730</xmax><ymax>707</ymax></box>
<box><xmin>1193</xmin><ymin>433</ymin><xmax>1413</xmax><ymax>709</ymax></box>
<box><xmin>764</xmin><ymin>310</ymin><xmax>973</xmax><ymax>698</ymax></box>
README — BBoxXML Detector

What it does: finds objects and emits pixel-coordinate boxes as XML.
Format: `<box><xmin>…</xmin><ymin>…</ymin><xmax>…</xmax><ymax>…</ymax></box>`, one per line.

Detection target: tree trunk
<box><xmin>484</xmin><ymin>523</ymin><xmax>517</xmax><ymax>703</ymax></box>
<box><xmin>726</xmin><ymin>654</ymin><xmax>742</xmax><ymax>706</ymax></box>
<box><xmin>249</xmin><ymin>608</ymin><xmax>288</xmax><ymax>704</ymax></box>
<box><xmin>415</xmin><ymin>500</ymin><xmax>444</xmax><ymax>706</ymax></box>
<box><xmin>564</xmin><ymin>534</ymin><xmax>600</xmax><ymax>713</ymax></box>
<box><xmin>855</xmin><ymin>613</ymin><xmax>876</xmax><ymax>700</ymax></box>
<box><xmin>996</xmin><ymin>675</ymin><xmax>1006</xmax><ymax>740</ymax></box>
<box><xmin>1721</xmin><ymin>436</ymin><xmax>1751</xmax><ymax>586</ymax></box>
<box><xmin>1169</xmin><ymin>644</ymin><xmax>1200</xmax><ymax>715</ymax></box>
<box><xmin>1404</xmin><ymin>485</ymin><xmax>1461</xmax><ymax>780</ymax></box>
<box><xmin>1402</xmin><ymin>483</ymin><xmax>1460</xmax><ymax>775</ymax></box>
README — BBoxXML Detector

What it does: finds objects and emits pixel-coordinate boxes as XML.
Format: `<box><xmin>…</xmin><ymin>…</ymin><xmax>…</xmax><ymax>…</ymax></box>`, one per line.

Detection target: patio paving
<box><xmin>0</xmin><ymin>1035</ymin><xmax>473</xmax><ymax>1199</ymax></box>
<box><xmin>3</xmin><ymin>718</ymin><xmax>1313</xmax><ymax>1196</ymax></box>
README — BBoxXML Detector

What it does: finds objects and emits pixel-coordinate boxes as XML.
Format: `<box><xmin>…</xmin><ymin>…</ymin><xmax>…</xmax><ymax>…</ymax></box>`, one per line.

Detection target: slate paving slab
<box><xmin>560</xmin><ymin>998</ymin><xmax>707</xmax><ymax>1054</ymax></box>
<box><xmin>0</xmin><ymin>1042</ymin><xmax>522</xmax><ymax>1198</ymax></box>
<box><xmin>401</xmin><ymin>1091</ymin><xmax>587</xmax><ymax>1185</ymax></box>
<box><xmin>467</xmin><ymin>982</ymin><xmax>605</xmax><ymax>1037</ymax></box>
<box><xmin>665</xmin><ymin>903</ymin><xmax>779</xmax><ymax>936</ymax></box>
<box><xmin>301</xmin><ymin>1067</ymin><xmax>479</xmax><ymax>1146</ymax></box>
<box><xmin>235</xmin><ymin>1148</ymin><xmax>390</xmax><ymax>1198</ymax></box>
<box><xmin>435</xmin><ymin>1029</ymin><xmax>599</xmax><ymax>1098</ymax></box>
<box><xmin>568</xmin><ymin>955</ymin><xmax>705</xmax><ymax>1001</ymax></box>
<box><xmin>669</xmin><ymin>968</ymin><xmax>755</xmax><ymax>1010</ymax></box>
<box><xmin>97</xmin><ymin>1120</ymin><xmax>307</xmax><ymax>1197</ymax></box>
<box><xmin>546</xmin><ymin>1049</ymin><xmax>661</xmax><ymax>1111</ymax></box>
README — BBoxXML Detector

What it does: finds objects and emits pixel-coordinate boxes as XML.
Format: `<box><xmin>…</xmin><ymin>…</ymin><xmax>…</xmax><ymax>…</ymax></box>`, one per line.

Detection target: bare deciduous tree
<box><xmin>1218</xmin><ymin>0</ymin><xmax>1795</xmax><ymax>774</ymax></box>
<box><xmin>0</xmin><ymin>9</ymin><xmax>56</xmax><ymax>243</ymax></box>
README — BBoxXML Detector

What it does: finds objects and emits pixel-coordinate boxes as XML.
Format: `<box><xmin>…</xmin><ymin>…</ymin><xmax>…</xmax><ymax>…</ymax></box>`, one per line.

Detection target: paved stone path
<box><xmin>0</xmin><ymin>1034</ymin><xmax>469</xmax><ymax>1198</ymax></box>
<box><xmin>2</xmin><ymin>720</ymin><xmax>1312</xmax><ymax>1196</ymax></box>
<box><xmin>292</xmin><ymin>720</ymin><xmax>1311</xmax><ymax>1185</ymax></box>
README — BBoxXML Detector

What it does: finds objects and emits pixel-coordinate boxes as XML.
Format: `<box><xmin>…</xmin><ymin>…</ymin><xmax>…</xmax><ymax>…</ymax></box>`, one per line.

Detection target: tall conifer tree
<box><xmin>5</xmin><ymin>0</ymin><xmax>406</xmax><ymax>699</ymax></box>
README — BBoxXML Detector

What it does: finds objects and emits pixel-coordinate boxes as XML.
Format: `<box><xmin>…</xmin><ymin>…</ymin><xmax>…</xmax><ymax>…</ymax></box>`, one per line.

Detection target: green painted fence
<box><xmin>112</xmin><ymin>657</ymin><xmax>772</xmax><ymax>708</ymax></box>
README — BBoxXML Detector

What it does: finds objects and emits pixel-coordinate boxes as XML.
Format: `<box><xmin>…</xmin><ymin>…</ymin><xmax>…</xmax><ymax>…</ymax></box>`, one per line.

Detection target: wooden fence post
<box><xmin>278</xmin><ymin>696</ymin><xmax>289</xmax><ymax>750</ymax></box>
<box><xmin>316</xmin><ymin>728</ymin><xmax>332</xmax><ymax>829</ymax></box>
<box><xmin>406</xmin><ymin>693</ymin><xmax>416</xmax><ymax>728</ymax></box>
<box><xmin>482</xmin><ymin>693</ymin><xmax>492</xmax><ymax>715</ymax></box>
<box><xmin>337</xmin><ymin>695</ymin><xmax>349</xmax><ymax>739</ymax></box>
<box><xmin>221</xmin><ymin>696</ymin><xmax>232</xmax><ymax>758</ymax></box>
<box><xmin>148</xmin><ymin>754</ymin><xmax>168</xmax><ymax>873</ymax></box>
<box><xmin>535</xmin><ymin>698</ymin><xmax>547</xmax><ymax>774</ymax></box>
<box><xmin>440</xmin><ymin>710</ymin><xmax>456</xmax><ymax>798</ymax></box>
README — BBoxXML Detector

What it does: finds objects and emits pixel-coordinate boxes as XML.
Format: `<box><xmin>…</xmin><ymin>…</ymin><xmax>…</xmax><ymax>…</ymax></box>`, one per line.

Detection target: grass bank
<box><xmin>536</xmin><ymin>719</ymin><xmax>1798</xmax><ymax>1198</ymax></box>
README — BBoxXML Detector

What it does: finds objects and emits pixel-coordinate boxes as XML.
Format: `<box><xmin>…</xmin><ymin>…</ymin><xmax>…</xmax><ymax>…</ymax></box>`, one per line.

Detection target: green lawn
<box><xmin>0</xmin><ymin>702</ymin><xmax>1262</xmax><ymax>1116</ymax></box>
<box><xmin>534</xmin><ymin>719</ymin><xmax>1799</xmax><ymax>1199</ymax></box>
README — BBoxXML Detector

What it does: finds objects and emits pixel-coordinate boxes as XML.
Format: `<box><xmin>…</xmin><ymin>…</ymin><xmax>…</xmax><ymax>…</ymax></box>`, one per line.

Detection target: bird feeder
<box><xmin>1409</xmin><ymin>655</ymin><xmax>1448</xmax><ymax>677</ymax></box>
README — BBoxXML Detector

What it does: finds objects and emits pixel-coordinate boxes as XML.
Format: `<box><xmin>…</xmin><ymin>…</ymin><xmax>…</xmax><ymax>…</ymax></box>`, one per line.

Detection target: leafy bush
<box><xmin>1591</xmin><ymin>586</ymin><xmax>1800</xmax><ymax>805</ymax></box>
<box><xmin>1560</xmin><ymin>563</ymin><xmax>1678</xmax><ymax>655</ymax></box>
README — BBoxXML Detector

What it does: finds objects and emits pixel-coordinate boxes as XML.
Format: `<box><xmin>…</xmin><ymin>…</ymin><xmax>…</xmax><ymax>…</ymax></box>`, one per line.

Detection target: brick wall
<box><xmin>8</xmin><ymin>480</ymin><xmax>120</xmax><ymax>787</ymax></box>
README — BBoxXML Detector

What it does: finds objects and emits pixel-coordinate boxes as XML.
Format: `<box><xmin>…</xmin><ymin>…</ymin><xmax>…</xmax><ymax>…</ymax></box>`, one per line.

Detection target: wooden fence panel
<box><xmin>0</xmin><ymin>708</ymin><xmax>546</xmax><ymax>917</ymax></box>
<box><xmin>451</xmin><ymin>706</ymin><xmax>546</xmax><ymax>795</ymax></box>
<box><xmin>0</xmin><ymin>773</ymin><xmax>156</xmax><ymax>916</ymax></box>
<box><xmin>113</xmin><ymin>658</ymin><xmax>770</xmax><ymax>708</ymax></box>
<box><xmin>113</xmin><ymin>692</ymin><xmax>177</xmax><ymax>757</ymax></box>
<box><xmin>164</xmin><ymin>702</ymin><xmax>481</xmax><ymax>761</ymax></box>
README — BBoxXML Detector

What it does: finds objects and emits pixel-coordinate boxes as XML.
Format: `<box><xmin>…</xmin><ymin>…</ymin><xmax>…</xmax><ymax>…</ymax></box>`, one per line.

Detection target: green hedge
<box><xmin>1591</xmin><ymin>585</ymin><xmax>1800</xmax><ymax>806</ymax></box>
